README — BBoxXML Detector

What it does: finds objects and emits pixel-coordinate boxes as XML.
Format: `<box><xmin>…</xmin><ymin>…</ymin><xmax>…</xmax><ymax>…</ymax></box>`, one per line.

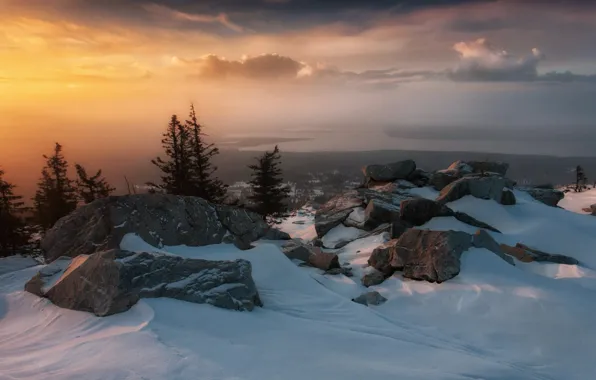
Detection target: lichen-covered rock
<box><xmin>517</xmin><ymin>187</ymin><xmax>564</xmax><ymax>207</ymax></box>
<box><xmin>363</xmin><ymin>160</ymin><xmax>416</xmax><ymax>182</ymax></box>
<box><xmin>41</xmin><ymin>194</ymin><xmax>272</xmax><ymax>263</ymax></box>
<box><xmin>368</xmin><ymin>229</ymin><xmax>473</xmax><ymax>283</ymax></box>
<box><xmin>25</xmin><ymin>249</ymin><xmax>262</xmax><ymax>316</ymax></box>
<box><xmin>437</xmin><ymin>176</ymin><xmax>506</xmax><ymax>205</ymax></box>
<box><xmin>315</xmin><ymin>191</ymin><xmax>364</xmax><ymax>237</ymax></box>
<box><xmin>352</xmin><ymin>291</ymin><xmax>387</xmax><ymax>306</ymax></box>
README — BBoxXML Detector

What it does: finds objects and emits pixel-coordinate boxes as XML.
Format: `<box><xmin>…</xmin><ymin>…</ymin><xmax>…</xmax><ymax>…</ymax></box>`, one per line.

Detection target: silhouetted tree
<box><xmin>186</xmin><ymin>104</ymin><xmax>227</xmax><ymax>203</ymax></box>
<box><xmin>33</xmin><ymin>143</ymin><xmax>77</xmax><ymax>229</ymax></box>
<box><xmin>576</xmin><ymin>165</ymin><xmax>587</xmax><ymax>192</ymax></box>
<box><xmin>247</xmin><ymin>145</ymin><xmax>290</xmax><ymax>223</ymax></box>
<box><xmin>150</xmin><ymin>115</ymin><xmax>193</xmax><ymax>195</ymax></box>
<box><xmin>75</xmin><ymin>164</ymin><xmax>115</xmax><ymax>204</ymax></box>
<box><xmin>0</xmin><ymin>168</ymin><xmax>27</xmax><ymax>256</ymax></box>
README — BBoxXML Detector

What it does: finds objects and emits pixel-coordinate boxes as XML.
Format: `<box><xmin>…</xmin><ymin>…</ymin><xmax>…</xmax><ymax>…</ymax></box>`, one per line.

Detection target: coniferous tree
<box><xmin>33</xmin><ymin>143</ymin><xmax>77</xmax><ymax>229</ymax></box>
<box><xmin>186</xmin><ymin>104</ymin><xmax>228</xmax><ymax>203</ymax></box>
<box><xmin>247</xmin><ymin>145</ymin><xmax>290</xmax><ymax>223</ymax></box>
<box><xmin>75</xmin><ymin>164</ymin><xmax>115</xmax><ymax>203</ymax></box>
<box><xmin>0</xmin><ymin>168</ymin><xmax>27</xmax><ymax>256</ymax></box>
<box><xmin>150</xmin><ymin>114</ymin><xmax>193</xmax><ymax>195</ymax></box>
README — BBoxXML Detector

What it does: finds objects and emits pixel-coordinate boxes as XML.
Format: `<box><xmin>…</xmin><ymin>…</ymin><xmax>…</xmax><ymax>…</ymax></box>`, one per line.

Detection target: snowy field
<box><xmin>1</xmin><ymin>189</ymin><xmax>596</xmax><ymax>379</ymax></box>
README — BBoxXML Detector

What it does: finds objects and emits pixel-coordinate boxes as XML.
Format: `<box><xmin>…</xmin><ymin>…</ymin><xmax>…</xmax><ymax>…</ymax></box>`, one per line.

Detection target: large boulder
<box><xmin>452</xmin><ymin>212</ymin><xmax>500</xmax><ymax>233</ymax></box>
<box><xmin>363</xmin><ymin>160</ymin><xmax>416</xmax><ymax>182</ymax></box>
<box><xmin>361</xmin><ymin>268</ymin><xmax>385</xmax><ymax>287</ymax></box>
<box><xmin>501</xmin><ymin>189</ymin><xmax>516</xmax><ymax>205</ymax></box>
<box><xmin>364</xmin><ymin>199</ymin><xmax>401</xmax><ymax>228</ymax></box>
<box><xmin>500</xmin><ymin>243</ymin><xmax>579</xmax><ymax>265</ymax></box>
<box><xmin>448</xmin><ymin>160</ymin><xmax>509</xmax><ymax>176</ymax></box>
<box><xmin>399</xmin><ymin>198</ymin><xmax>450</xmax><ymax>226</ymax></box>
<box><xmin>437</xmin><ymin>176</ymin><xmax>506</xmax><ymax>205</ymax></box>
<box><xmin>281</xmin><ymin>239</ymin><xmax>313</xmax><ymax>262</ymax></box>
<box><xmin>315</xmin><ymin>191</ymin><xmax>364</xmax><ymax>237</ymax></box>
<box><xmin>25</xmin><ymin>249</ymin><xmax>262</xmax><ymax>316</ymax></box>
<box><xmin>352</xmin><ymin>291</ymin><xmax>387</xmax><ymax>306</ymax></box>
<box><xmin>517</xmin><ymin>187</ymin><xmax>564</xmax><ymax>207</ymax></box>
<box><xmin>41</xmin><ymin>194</ymin><xmax>272</xmax><ymax>263</ymax></box>
<box><xmin>308</xmin><ymin>249</ymin><xmax>340</xmax><ymax>271</ymax></box>
<box><xmin>471</xmin><ymin>230</ymin><xmax>514</xmax><ymax>265</ymax></box>
<box><xmin>368</xmin><ymin>229</ymin><xmax>472</xmax><ymax>283</ymax></box>
<box><xmin>430</xmin><ymin>170</ymin><xmax>461</xmax><ymax>191</ymax></box>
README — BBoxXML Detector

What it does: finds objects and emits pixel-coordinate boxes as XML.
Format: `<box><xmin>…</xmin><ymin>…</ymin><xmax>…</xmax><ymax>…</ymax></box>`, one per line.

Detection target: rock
<box><xmin>471</xmin><ymin>230</ymin><xmax>514</xmax><ymax>265</ymax></box>
<box><xmin>282</xmin><ymin>240</ymin><xmax>313</xmax><ymax>262</ymax></box>
<box><xmin>368</xmin><ymin>229</ymin><xmax>473</xmax><ymax>283</ymax></box>
<box><xmin>501</xmin><ymin>189</ymin><xmax>516</xmax><ymax>205</ymax></box>
<box><xmin>517</xmin><ymin>187</ymin><xmax>564</xmax><ymax>207</ymax></box>
<box><xmin>363</xmin><ymin>160</ymin><xmax>416</xmax><ymax>182</ymax></box>
<box><xmin>263</xmin><ymin>228</ymin><xmax>291</xmax><ymax>240</ymax></box>
<box><xmin>500</xmin><ymin>243</ymin><xmax>579</xmax><ymax>265</ymax></box>
<box><xmin>325</xmin><ymin>267</ymin><xmax>353</xmax><ymax>277</ymax></box>
<box><xmin>430</xmin><ymin>170</ymin><xmax>461</xmax><ymax>191</ymax></box>
<box><xmin>41</xmin><ymin>194</ymin><xmax>272</xmax><ymax>263</ymax></box>
<box><xmin>364</xmin><ymin>199</ymin><xmax>401</xmax><ymax>228</ymax></box>
<box><xmin>308</xmin><ymin>249</ymin><xmax>340</xmax><ymax>271</ymax></box>
<box><xmin>390</xmin><ymin>219</ymin><xmax>412</xmax><ymax>239</ymax></box>
<box><xmin>312</xmin><ymin>238</ymin><xmax>324</xmax><ymax>247</ymax></box>
<box><xmin>452</xmin><ymin>212</ymin><xmax>500</xmax><ymax>233</ymax></box>
<box><xmin>448</xmin><ymin>160</ymin><xmax>509</xmax><ymax>176</ymax></box>
<box><xmin>352</xmin><ymin>291</ymin><xmax>387</xmax><ymax>306</ymax></box>
<box><xmin>361</xmin><ymin>269</ymin><xmax>385</xmax><ymax>287</ymax></box>
<box><xmin>314</xmin><ymin>191</ymin><xmax>364</xmax><ymax>237</ymax></box>
<box><xmin>343</xmin><ymin>207</ymin><xmax>366</xmax><ymax>229</ymax></box>
<box><xmin>437</xmin><ymin>176</ymin><xmax>506</xmax><ymax>205</ymax></box>
<box><xmin>406</xmin><ymin>168</ymin><xmax>431</xmax><ymax>187</ymax></box>
<box><xmin>25</xmin><ymin>249</ymin><xmax>262</xmax><ymax>316</ymax></box>
<box><xmin>590</xmin><ymin>204</ymin><xmax>596</xmax><ymax>216</ymax></box>
<box><xmin>399</xmin><ymin>198</ymin><xmax>451</xmax><ymax>226</ymax></box>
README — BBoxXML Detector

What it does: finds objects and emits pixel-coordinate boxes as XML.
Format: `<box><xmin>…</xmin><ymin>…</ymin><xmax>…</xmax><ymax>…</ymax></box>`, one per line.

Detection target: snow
<box><xmin>2</xmin><ymin>189</ymin><xmax>596</xmax><ymax>379</ymax></box>
<box><xmin>559</xmin><ymin>186</ymin><xmax>596</xmax><ymax>214</ymax></box>
<box><xmin>321</xmin><ymin>224</ymin><xmax>366</xmax><ymax>248</ymax></box>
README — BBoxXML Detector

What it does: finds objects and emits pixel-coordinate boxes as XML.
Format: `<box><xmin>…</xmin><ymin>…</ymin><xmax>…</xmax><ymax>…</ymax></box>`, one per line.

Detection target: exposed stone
<box><xmin>501</xmin><ymin>189</ymin><xmax>517</xmax><ymax>205</ymax></box>
<box><xmin>352</xmin><ymin>291</ymin><xmax>387</xmax><ymax>306</ymax></box>
<box><xmin>361</xmin><ymin>269</ymin><xmax>385</xmax><ymax>287</ymax></box>
<box><xmin>41</xmin><ymin>194</ymin><xmax>272</xmax><ymax>263</ymax></box>
<box><xmin>430</xmin><ymin>170</ymin><xmax>461</xmax><ymax>191</ymax></box>
<box><xmin>282</xmin><ymin>240</ymin><xmax>313</xmax><ymax>262</ymax></box>
<box><xmin>590</xmin><ymin>204</ymin><xmax>596</xmax><ymax>216</ymax></box>
<box><xmin>308</xmin><ymin>249</ymin><xmax>340</xmax><ymax>271</ymax></box>
<box><xmin>407</xmin><ymin>168</ymin><xmax>431</xmax><ymax>187</ymax></box>
<box><xmin>448</xmin><ymin>160</ymin><xmax>509</xmax><ymax>176</ymax></box>
<box><xmin>363</xmin><ymin>160</ymin><xmax>416</xmax><ymax>182</ymax></box>
<box><xmin>390</xmin><ymin>219</ymin><xmax>412</xmax><ymax>239</ymax></box>
<box><xmin>452</xmin><ymin>212</ymin><xmax>501</xmax><ymax>233</ymax></box>
<box><xmin>315</xmin><ymin>191</ymin><xmax>364</xmax><ymax>237</ymax></box>
<box><xmin>517</xmin><ymin>187</ymin><xmax>564</xmax><ymax>207</ymax></box>
<box><xmin>368</xmin><ymin>229</ymin><xmax>473</xmax><ymax>283</ymax></box>
<box><xmin>437</xmin><ymin>176</ymin><xmax>507</xmax><ymax>205</ymax></box>
<box><xmin>500</xmin><ymin>243</ymin><xmax>579</xmax><ymax>265</ymax></box>
<box><xmin>399</xmin><ymin>198</ymin><xmax>451</xmax><ymax>226</ymax></box>
<box><xmin>471</xmin><ymin>230</ymin><xmax>514</xmax><ymax>265</ymax></box>
<box><xmin>263</xmin><ymin>228</ymin><xmax>291</xmax><ymax>240</ymax></box>
<box><xmin>364</xmin><ymin>199</ymin><xmax>401</xmax><ymax>228</ymax></box>
<box><xmin>325</xmin><ymin>267</ymin><xmax>353</xmax><ymax>277</ymax></box>
<box><xmin>25</xmin><ymin>249</ymin><xmax>262</xmax><ymax>316</ymax></box>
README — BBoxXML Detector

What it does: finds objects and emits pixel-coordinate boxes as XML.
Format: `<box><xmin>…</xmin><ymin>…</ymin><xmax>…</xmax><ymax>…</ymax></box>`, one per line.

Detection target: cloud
<box><xmin>143</xmin><ymin>3</ymin><xmax>244</xmax><ymax>32</ymax></box>
<box><xmin>449</xmin><ymin>38</ymin><xmax>544</xmax><ymax>82</ymax></box>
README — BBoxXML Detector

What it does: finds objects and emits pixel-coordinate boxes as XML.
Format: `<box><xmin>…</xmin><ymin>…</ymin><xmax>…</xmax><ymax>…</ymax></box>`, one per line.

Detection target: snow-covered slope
<box><xmin>559</xmin><ymin>187</ymin><xmax>596</xmax><ymax>214</ymax></box>
<box><xmin>1</xmin><ymin>188</ymin><xmax>596</xmax><ymax>379</ymax></box>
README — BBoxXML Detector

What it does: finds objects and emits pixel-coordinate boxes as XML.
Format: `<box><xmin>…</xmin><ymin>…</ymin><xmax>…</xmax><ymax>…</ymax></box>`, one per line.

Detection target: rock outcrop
<box><xmin>352</xmin><ymin>291</ymin><xmax>387</xmax><ymax>306</ymax></box>
<box><xmin>361</xmin><ymin>268</ymin><xmax>385</xmax><ymax>287</ymax></box>
<box><xmin>517</xmin><ymin>187</ymin><xmax>564</xmax><ymax>207</ymax></box>
<box><xmin>363</xmin><ymin>160</ymin><xmax>416</xmax><ymax>182</ymax></box>
<box><xmin>41</xmin><ymin>194</ymin><xmax>273</xmax><ymax>263</ymax></box>
<box><xmin>314</xmin><ymin>190</ymin><xmax>364</xmax><ymax>237</ymax></box>
<box><xmin>282</xmin><ymin>239</ymin><xmax>313</xmax><ymax>262</ymax></box>
<box><xmin>437</xmin><ymin>176</ymin><xmax>506</xmax><ymax>205</ymax></box>
<box><xmin>25</xmin><ymin>249</ymin><xmax>262</xmax><ymax>316</ymax></box>
<box><xmin>447</xmin><ymin>160</ymin><xmax>509</xmax><ymax>177</ymax></box>
<box><xmin>472</xmin><ymin>230</ymin><xmax>515</xmax><ymax>265</ymax></box>
<box><xmin>501</xmin><ymin>189</ymin><xmax>516</xmax><ymax>205</ymax></box>
<box><xmin>500</xmin><ymin>243</ymin><xmax>579</xmax><ymax>265</ymax></box>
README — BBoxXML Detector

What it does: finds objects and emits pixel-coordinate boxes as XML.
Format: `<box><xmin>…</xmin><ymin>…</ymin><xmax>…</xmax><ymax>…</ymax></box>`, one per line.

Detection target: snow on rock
<box><xmin>321</xmin><ymin>224</ymin><xmax>367</xmax><ymax>249</ymax></box>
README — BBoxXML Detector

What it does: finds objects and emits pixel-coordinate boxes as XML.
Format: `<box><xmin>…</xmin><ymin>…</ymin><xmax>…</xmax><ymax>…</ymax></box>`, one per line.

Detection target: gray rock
<box><xmin>325</xmin><ymin>267</ymin><xmax>353</xmax><ymax>277</ymax></box>
<box><xmin>437</xmin><ymin>176</ymin><xmax>506</xmax><ymax>205</ymax></box>
<box><xmin>25</xmin><ymin>249</ymin><xmax>262</xmax><ymax>316</ymax></box>
<box><xmin>430</xmin><ymin>170</ymin><xmax>461</xmax><ymax>191</ymax></box>
<box><xmin>517</xmin><ymin>187</ymin><xmax>564</xmax><ymax>207</ymax></box>
<box><xmin>361</xmin><ymin>269</ymin><xmax>385</xmax><ymax>287</ymax></box>
<box><xmin>390</xmin><ymin>219</ymin><xmax>412</xmax><ymax>239</ymax></box>
<box><xmin>41</xmin><ymin>194</ymin><xmax>271</xmax><ymax>263</ymax></box>
<box><xmin>368</xmin><ymin>229</ymin><xmax>473</xmax><ymax>283</ymax></box>
<box><xmin>364</xmin><ymin>199</ymin><xmax>401</xmax><ymax>229</ymax></box>
<box><xmin>314</xmin><ymin>191</ymin><xmax>364</xmax><ymax>238</ymax></box>
<box><xmin>263</xmin><ymin>228</ymin><xmax>291</xmax><ymax>240</ymax></box>
<box><xmin>500</xmin><ymin>243</ymin><xmax>579</xmax><ymax>265</ymax></box>
<box><xmin>352</xmin><ymin>291</ymin><xmax>387</xmax><ymax>306</ymax></box>
<box><xmin>590</xmin><ymin>204</ymin><xmax>596</xmax><ymax>216</ymax></box>
<box><xmin>282</xmin><ymin>240</ymin><xmax>313</xmax><ymax>262</ymax></box>
<box><xmin>407</xmin><ymin>168</ymin><xmax>431</xmax><ymax>187</ymax></box>
<box><xmin>308</xmin><ymin>250</ymin><xmax>340</xmax><ymax>271</ymax></box>
<box><xmin>448</xmin><ymin>160</ymin><xmax>509</xmax><ymax>176</ymax></box>
<box><xmin>363</xmin><ymin>160</ymin><xmax>416</xmax><ymax>182</ymax></box>
<box><xmin>399</xmin><ymin>198</ymin><xmax>452</xmax><ymax>226</ymax></box>
<box><xmin>452</xmin><ymin>212</ymin><xmax>500</xmax><ymax>233</ymax></box>
<box><xmin>501</xmin><ymin>189</ymin><xmax>516</xmax><ymax>205</ymax></box>
<box><xmin>471</xmin><ymin>230</ymin><xmax>514</xmax><ymax>265</ymax></box>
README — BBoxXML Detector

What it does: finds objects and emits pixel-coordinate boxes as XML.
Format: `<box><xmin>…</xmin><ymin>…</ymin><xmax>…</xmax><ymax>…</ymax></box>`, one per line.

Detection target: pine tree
<box><xmin>33</xmin><ymin>143</ymin><xmax>78</xmax><ymax>229</ymax></box>
<box><xmin>247</xmin><ymin>145</ymin><xmax>290</xmax><ymax>223</ymax></box>
<box><xmin>186</xmin><ymin>104</ymin><xmax>228</xmax><ymax>203</ymax></box>
<box><xmin>0</xmin><ymin>168</ymin><xmax>27</xmax><ymax>256</ymax></box>
<box><xmin>75</xmin><ymin>164</ymin><xmax>115</xmax><ymax>204</ymax></box>
<box><xmin>150</xmin><ymin>114</ymin><xmax>193</xmax><ymax>195</ymax></box>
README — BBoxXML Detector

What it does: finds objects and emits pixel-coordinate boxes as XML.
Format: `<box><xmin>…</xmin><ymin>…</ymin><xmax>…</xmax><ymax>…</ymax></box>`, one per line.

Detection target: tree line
<box><xmin>0</xmin><ymin>103</ymin><xmax>290</xmax><ymax>256</ymax></box>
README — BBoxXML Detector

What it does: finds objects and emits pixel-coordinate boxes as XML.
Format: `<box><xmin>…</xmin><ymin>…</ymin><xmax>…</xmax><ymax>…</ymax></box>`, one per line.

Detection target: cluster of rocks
<box><xmin>26</xmin><ymin>194</ymin><xmax>290</xmax><ymax>316</ymax></box>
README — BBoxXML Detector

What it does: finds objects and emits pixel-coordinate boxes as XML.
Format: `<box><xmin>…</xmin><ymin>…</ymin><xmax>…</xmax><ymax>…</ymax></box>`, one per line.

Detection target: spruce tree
<box><xmin>150</xmin><ymin>114</ymin><xmax>193</xmax><ymax>195</ymax></box>
<box><xmin>75</xmin><ymin>164</ymin><xmax>115</xmax><ymax>204</ymax></box>
<box><xmin>33</xmin><ymin>143</ymin><xmax>78</xmax><ymax>229</ymax></box>
<box><xmin>247</xmin><ymin>145</ymin><xmax>290</xmax><ymax>223</ymax></box>
<box><xmin>0</xmin><ymin>168</ymin><xmax>27</xmax><ymax>256</ymax></box>
<box><xmin>186</xmin><ymin>104</ymin><xmax>228</xmax><ymax>203</ymax></box>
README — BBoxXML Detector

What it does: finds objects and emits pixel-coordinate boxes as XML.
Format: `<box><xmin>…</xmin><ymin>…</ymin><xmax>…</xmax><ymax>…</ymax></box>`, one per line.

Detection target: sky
<box><xmin>1</xmin><ymin>0</ymin><xmax>596</xmax><ymax>193</ymax></box>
